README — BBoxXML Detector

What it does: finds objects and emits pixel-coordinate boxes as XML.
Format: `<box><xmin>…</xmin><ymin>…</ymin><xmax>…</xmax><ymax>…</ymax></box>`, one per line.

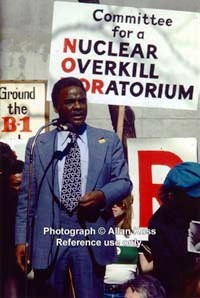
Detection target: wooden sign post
<box><xmin>117</xmin><ymin>105</ymin><xmax>125</xmax><ymax>141</ymax></box>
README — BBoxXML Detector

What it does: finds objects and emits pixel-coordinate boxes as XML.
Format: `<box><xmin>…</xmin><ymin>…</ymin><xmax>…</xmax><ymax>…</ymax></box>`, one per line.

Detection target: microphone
<box><xmin>30</xmin><ymin>118</ymin><xmax>78</xmax><ymax>158</ymax></box>
<box><xmin>52</xmin><ymin>118</ymin><xmax>69</xmax><ymax>131</ymax></box>
<box><xmin>51</xmin><ymin>118</ymin><xmax>62</xmax><ymax>127</ymax></box>
<box><xmin>25</xmin><ymin>116</ymin><xmax>74</xmax><ymax>275</ymax></box>
<box><xmin>30</xmin><ymin>118</ymin><xmax>70</xmax><ymax>158</ymax></box>
<box><xmin>51</xmin><ymin>118</ymin><xmax>74</xmax><ymax>132</ymax></box>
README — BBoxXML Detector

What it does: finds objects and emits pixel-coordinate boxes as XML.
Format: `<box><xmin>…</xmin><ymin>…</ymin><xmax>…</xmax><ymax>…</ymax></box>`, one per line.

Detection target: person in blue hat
<box><xmin>148</xmin><ymin>162</ymin><xmax>200</xmax><ymax>298</ymax></box>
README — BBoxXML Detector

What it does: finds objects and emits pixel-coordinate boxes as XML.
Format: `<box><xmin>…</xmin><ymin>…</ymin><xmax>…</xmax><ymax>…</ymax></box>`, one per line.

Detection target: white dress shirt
<box><xmin>56</xmin><ymin>129</ymin><xmax>88</xmax><ymax>197</ymax></box>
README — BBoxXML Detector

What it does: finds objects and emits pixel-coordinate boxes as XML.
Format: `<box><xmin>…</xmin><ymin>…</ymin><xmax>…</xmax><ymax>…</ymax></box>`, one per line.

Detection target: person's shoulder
<box><xmin>27</xmin><ymin>129</ymin><xmax>57</xmax><ymax>145</ymax></box>
<box><xmin>148</xmin><ymin>205</ymin><xmax>165</xmax><ymax>228</ymax></box>
<box><xmin>38</xmin><ymin>129</ymin><xmax>56</xmax><ymax>139</ymax></box>
<box><xmin>87</xmin><ymin>125</ymin><xmax>118</xmax><ymax>138</ymax></box>
<box><xmin>149</xmin><ymin>203</ymin><xmax>174</xmax><ymax>231</ymax></box>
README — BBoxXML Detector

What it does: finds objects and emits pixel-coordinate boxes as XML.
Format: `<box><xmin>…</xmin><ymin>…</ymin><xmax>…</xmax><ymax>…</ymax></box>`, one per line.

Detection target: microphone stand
<box><xmin>24</xmin><ymin>118</ymin><xmax>65</xmax><ymax>296</ymax></box>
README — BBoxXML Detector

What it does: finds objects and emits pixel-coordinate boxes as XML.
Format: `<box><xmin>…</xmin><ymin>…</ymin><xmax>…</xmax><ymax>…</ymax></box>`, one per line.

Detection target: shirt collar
<box><xmin>58</xmin><ymin>124</ymin><xmax>87</xmax><ymax>146</ymax></box>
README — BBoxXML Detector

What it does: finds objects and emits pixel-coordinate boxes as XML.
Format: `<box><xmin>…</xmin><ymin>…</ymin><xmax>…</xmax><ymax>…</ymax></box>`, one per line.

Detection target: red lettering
<box><xmin>91</xmin><ymin>80</ymin><xmax>104</xmax><ymax>94</ymax></box>
<box><xmin>138</xmin><ymin>150</ymin><xmax>182</xmax><ymax>227</ymax></box>
<box><xmin>1</xmin><ymin>116</ymin><xmax>17</xmax><ymax>132</ymax></box>
<box><xmin>61</xmin><ymin>57</ymin><xmax>76</xmax><ymax>73</ymax></box>
<box><xmin>63</xmin><ymin>38</ymin><xmax>76</xmax><ymax>53</ymax></box>
<box><xmin>19</xmin><ymin>116</ymin><xmax>31</xmax><ymax>132</ymax></box>
<box><xmin>80</xmin><ymin>78</ymin><xmax>90</xmax><ymax>92</ymax></box>
<box><xmin>80</xmin><ymin>78</ymin><xmax>104</xmax><ymax>94</ymax></box>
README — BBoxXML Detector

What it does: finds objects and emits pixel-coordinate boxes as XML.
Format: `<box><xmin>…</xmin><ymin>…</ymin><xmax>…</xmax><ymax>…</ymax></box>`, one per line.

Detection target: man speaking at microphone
<box><xmin>15</xmin><ymin>77</ymin><xmax>132</xmax><ymax>298</ymax></box>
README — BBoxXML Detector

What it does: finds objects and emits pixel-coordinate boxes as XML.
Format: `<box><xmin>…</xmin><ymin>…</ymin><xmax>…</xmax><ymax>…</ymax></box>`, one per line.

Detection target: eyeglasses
<box><xmin>115</xmin><ymin>201</ymin><xmax>125</xmax><ymax>208</ymax></box>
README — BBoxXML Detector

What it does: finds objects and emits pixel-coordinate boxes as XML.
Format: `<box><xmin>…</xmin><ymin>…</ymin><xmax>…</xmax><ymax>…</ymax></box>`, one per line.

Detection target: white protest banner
<box><xmin>47</xmin><ymin>2</ymin><xmax>200</xmax><ymax>110</ymax></box>
<box><xmin>127</xmin><ymin>138</ymin><xmax>197</xmax><ymax>227</ymax></box>
<box><xmin>0</xmin><ymin>81</ymin><xmax>47</xmax><ymax>140</ymax></box>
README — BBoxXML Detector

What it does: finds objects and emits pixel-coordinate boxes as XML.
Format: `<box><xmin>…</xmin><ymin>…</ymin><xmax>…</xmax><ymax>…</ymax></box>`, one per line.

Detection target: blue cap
<box><xmin>164</xmin><ymin>162</ymin><xmax>200</xmax><ymax>198</ymax></box>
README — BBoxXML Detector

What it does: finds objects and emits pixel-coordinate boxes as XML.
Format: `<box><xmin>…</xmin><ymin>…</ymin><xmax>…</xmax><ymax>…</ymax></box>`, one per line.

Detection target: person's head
<box><xmin>0</xmin><ymin>142</ymin><xmax>16</xmax><ymax>176</ymax></box>
<box><xmin>52</xmin><ymin>77</ymin><xmax>87</xmax><ymax>129</ymax></box>
<box><xmin>9</xmin><ymin>159</ymin><xmax>24</xmax><ymax>192</ymax></box>
<box><xmin>160</xmin><ymin>162</ymin><xmax>200</xmax><ymax>202</ymax></box>
<box><xmin>112</xmin><ymin>194</ymin><xmax>133</xmax><ymax>230</ymax></box>
<box><xmin>124</xmin><ymin>274</ymin><xmax>166</xmax><ymax>298</ymax></box>
<box><xmin>158</xmin><ymin>162</ymin><xmax>200</xmax><ymax>218</ymax></box>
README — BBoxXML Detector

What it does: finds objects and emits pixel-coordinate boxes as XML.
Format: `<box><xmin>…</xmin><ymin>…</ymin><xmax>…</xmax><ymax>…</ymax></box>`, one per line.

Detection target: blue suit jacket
<box><xmin>15</xmin><ymin>125</ymin><xmax>132</xmax><ymax>269</ymax></box>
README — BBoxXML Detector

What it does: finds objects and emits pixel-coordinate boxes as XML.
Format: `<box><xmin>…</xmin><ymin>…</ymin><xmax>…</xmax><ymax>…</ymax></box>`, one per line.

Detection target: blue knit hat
<box><xmin>163</xmin><ymin>162</ymin><xmax>200</xmax><ymax>198</ymax></box>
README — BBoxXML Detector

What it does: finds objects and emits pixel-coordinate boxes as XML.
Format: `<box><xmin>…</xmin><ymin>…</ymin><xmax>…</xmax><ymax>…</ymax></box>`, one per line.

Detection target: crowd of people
<box><xmin>1</xmin><ymin>76</ymin><xmax>200</xmax><ymax>298</ymax></box>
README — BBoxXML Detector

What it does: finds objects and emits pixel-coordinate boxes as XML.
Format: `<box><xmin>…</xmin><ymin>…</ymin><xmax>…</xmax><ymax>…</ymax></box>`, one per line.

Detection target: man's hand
<box><xmin>79</xmin><ymin>190</ymin><xmax>105</xmax><ymax>209</ymax></box>
<box><xmin>15</xmin><ymin>244</ymin><xmax>29</xmax><ymax>272</ymax></box>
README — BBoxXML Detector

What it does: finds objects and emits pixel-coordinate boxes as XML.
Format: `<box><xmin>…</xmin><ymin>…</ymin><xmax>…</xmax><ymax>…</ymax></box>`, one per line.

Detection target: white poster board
<box><xmin>0</xmin><ymin>81</ymin><xmax>47</xmax><ymax>140</ymax></box>
<box><xmin>127</xmin><ymin>138</ymin><xmax>197</xmax><ymax>227</ymax></box>
<box><xmin>48</xmin><ymin>2</ymin><xmax>200</xmax><ymax>110</ymax></box>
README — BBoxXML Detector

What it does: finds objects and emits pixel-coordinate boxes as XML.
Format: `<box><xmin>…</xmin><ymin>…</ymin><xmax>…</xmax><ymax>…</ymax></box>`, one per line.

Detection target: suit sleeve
<box><xmin>15</xmin><ymin>137</ymin><xmax>37</xmax><ymax>244</ymax></box>
<box><xmin>99</xmin><ymin>132</ymin><xmax>132</xmax><ymax>209</ymax></box>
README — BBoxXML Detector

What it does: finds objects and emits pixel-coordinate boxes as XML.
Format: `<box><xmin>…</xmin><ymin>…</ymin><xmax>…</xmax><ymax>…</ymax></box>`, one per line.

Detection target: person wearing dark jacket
<box><xmin>148</xmin><ymin>162</ymin><xmax>200</xmax><ymax>297</ymax></box>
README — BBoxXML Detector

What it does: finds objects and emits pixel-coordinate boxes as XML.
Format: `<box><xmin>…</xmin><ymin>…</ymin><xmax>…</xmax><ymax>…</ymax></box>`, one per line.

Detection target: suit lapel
<box><xmin>36</xmin><ymin>126</ymin><xmax>109</xmax><ymax>197</ymax></box>
<box><xmin>86</xmin><ymin>126</ymin><xmax>108</xmax><ymax>192</ymax></box>
<box><xmin>37</xmin><ymin>129</ymin><xmax>60</xmax><ymax>199</ymax></box>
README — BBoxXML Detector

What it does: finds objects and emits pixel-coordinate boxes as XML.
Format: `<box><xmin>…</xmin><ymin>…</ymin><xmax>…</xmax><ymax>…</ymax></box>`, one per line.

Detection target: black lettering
<box><xmin>165</xmin><ymin>84</ymin><xmax>176</xmax><ymax>99</ymax></box>
<box><xmin>178</xmin><ymin>85</ymin><xmax>193</xmax><ymax>100</ymax></box>
<box><xmin>130</xmin><ymin>82</ymin><xmax>143</xmax><ymax>96</ymax></box>
<box><xmin>77</xmin><ymin>59</ymin><xmax>91</xmax><ymax>73</ymax></box>
<box><xmin>145</xmin><ymin>83</ymin><xmax>157</xmax><ymax>97</ymax></box>
<box><xmin>105</xmin><ymin>80</ymin><xmax>118</xmax><ymax>95</ymax></box>
<box><xmin>105</xmin><ymin>61</ymin><xmax>117</xmax><ymax>75</ymax></box>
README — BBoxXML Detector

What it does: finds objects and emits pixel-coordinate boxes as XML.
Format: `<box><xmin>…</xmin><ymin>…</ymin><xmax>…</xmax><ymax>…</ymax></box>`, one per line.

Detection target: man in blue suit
<box><xmin>15</xmin><ymin>77</ymin><xmax>132</xmax><ymax>298</ymax></box>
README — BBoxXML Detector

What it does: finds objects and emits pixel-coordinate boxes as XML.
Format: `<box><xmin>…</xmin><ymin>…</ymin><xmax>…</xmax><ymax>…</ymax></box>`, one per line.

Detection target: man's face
<box><xmin>112</xmin><ymin>203</ymin><xmax>125</xmax><ymax>218</ymax></box>
<box><xmin>55</xmin><ymin>85</ymin><xmax>87</xmax><ymax>128</ymax></box>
